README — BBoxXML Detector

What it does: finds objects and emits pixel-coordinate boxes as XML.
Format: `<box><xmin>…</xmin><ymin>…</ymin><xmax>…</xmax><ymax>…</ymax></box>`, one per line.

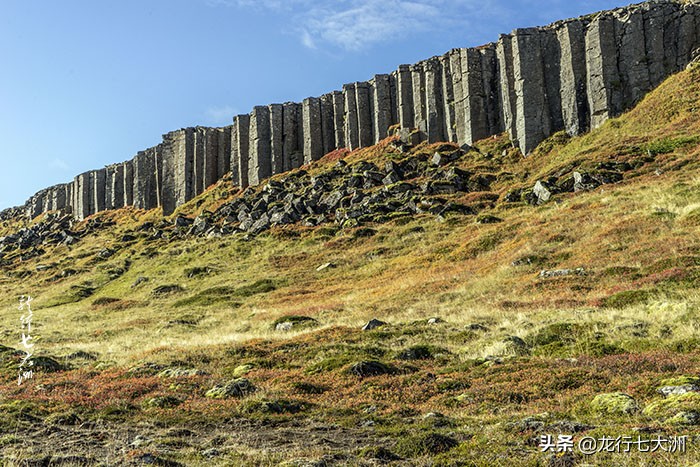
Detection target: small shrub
<box><xmin>238</xmin><ymin>399</ymin><xmax>306</xmax><ymax>415</ymax></box>
<box><xmin>152</xmin><ymin>285</ymin><xmax>184</xmax><ymax>297</ymax></box>
<box><xmin>601</xmin><ymin>289</ymin><xmax>652</xmax><ymax>308</ymax></box>
<box><xmin>395</xmin><ymin>432</ymin><xmax>459</xmax><ymax>457</ymax></box>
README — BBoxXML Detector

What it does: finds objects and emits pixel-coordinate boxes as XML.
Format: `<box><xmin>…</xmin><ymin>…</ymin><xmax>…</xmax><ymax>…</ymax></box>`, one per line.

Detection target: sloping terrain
<box><xmin>0</xmin><ymin>63</ymin><xmax>700</xmax><ymax>466</ymax></box>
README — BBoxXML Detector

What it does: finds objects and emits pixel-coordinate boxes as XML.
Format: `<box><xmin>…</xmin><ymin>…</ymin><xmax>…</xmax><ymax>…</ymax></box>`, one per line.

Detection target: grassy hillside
<box><xmin>1</xmin><ymin>63</ymin><xmax>700</xmax><ymax>466</ymax></box>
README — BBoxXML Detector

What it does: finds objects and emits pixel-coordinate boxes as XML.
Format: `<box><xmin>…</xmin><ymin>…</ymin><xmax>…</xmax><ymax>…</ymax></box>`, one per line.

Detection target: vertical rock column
<box><xmin>558</xmin><ymin>20</ymin><xmax>589</xmax><ymax>136</ymax></box>
<box><xmin>160</xmin><ymin>128</ymin><xmax>193</xmax><ymax>215</ymax></box>
<box><xmin>371</xmin><ymin>74</ymin><xmax>393</xmax><ymax>143</ymax></box>
<box><xmin>343</xmin><ymin>84</ymin><xmax>359</xmax><ymax>150</ymax></box>
<box><xmin>91</xmin><ymin>169</ymin><xmax>106</xmax><ymax>215</ymax></box>
<box><xmin>106</xmin><ymin>164</ymin><xmax>125</xmax><ymax>210</ymax></box>
<box><xmin>303</xmin><ymin>97</ymin><xmax>323</xmax><ymax>163</ymax></box>
<box><xmin>396</xmin><ymin>64</ymin><xmax>414</xmax><ymax>130</ymax></box>
<box><xmin>204</xmin><ymin>128</ymin><xmax>220</xmax><ymax>190</ymax></box>
<box><xmin>616</xmin><ymin>10</ymin><xmax>651</xmax><ymax>109</ymax></box>
<box><xmin>193</xmin><ymin>128</ymin><xmax>206</xmax><ymax>196</ymax></box>
<box><xmin>65</xmin><ymin>183</ymin><xmax>74</xmax><ymax>215</ymax></box>
<box><xmin>480</xmin><ymin>44</ymin><xmax>502</xmax><ymax>136</ymax></box>
<box><xmin>411</xmin><ymin>64</ymin><xmax>427</xmax><ymax>133</ymax></box>
<box><xmin>462</xmin><ymin>48</ymin><xmax>490</xmax><ymax>144</ymax></box>
<box><xmin>217</xmin><ymin>126</ymin><xmax>232</xmax><ymax>181</ymax></box>
<box><xmin>496</xmin><ymin>34</ymin><xmax>518</xmax><ymax>144</ymax></box>
<box><xmin>282</xmin><ymin>102</ymin><xmax>302</xmax><ymax>171</ymax></box>
<box><xmin>542</xmin><ymin>29</ymin><xmax>564</xmax><ymax>133</ymax></box>
<box><xmin>585</xmin><ymin>14</ymin><xmax>621</xmax><ymax>129</ymax></box>
<box><xmin>123</xmin><ymin>160</ymin><xmax>134</xmax><ymax>208</ymax></box>
<box><xmin>644</xmin><ymin>4</ymin><xmax>668</xmax><ymax>88</ymax></box>
<box><xmin>232</xmin><ymin>115</ymin><xmax>250</xmax><ymax>189</ymax></box>
<box><xmin>133</xmin><ymin>149</ymin><xmax>158</xmax><ymax>210</ymax></box>
<box><xmin>248</xmin><ymin>106</ymin><xmax>272</xmax><ymax>185</ymax></box>
<box><xmin>330</xmin><ymin>92</ymin><xmax>345</xmax><ymax>150</ymax></box>
<box><xmin>449</xmin><ymin>49</ymin><xmax>466</xmax><ymax>144</ymax></box>
<box><xmin>355</xmin><ymin>82</ymin><xmax>373</xmax><ymax>148</ymax></box>
<box><xmin>423</xmin><ymin>58</ymin><xmax>445</xmax><ymax>143</ymax></box>
<box><xmin>269</xmin><ymin>104</ymin><xmax>285</xmax><ymax>175</ymax></box>
<box><xmin>320</xmin><ymin>94</ymin><xmax>336</xmax><ymax>155</ymax></box>
<box><xmin>439</xmin><ymin>54</ymin><xmax>457</xmax><ymax>143</ymax></box>
<box><xmin>512</xmin><ymin>28</ymin><xmax>551</xmax><ymax>154</ymax></box>
<box><xmin>73</xmin><ymin>172</ymin><xmax>91</xmax><ymax>220</ymax></box>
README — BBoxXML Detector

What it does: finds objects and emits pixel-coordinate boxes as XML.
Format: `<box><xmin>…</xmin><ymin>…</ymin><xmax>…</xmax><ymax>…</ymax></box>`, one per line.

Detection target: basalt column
<box><xmin>439</xmin><ymin>54</ymin><xmax>457</xmax><ymax>143</ymax></box>
<box><xmin>462</xmin><ymin>47</ymin><xmax>490</xmax><ymax>145</ymax></box>
<box><xmin>558</xmin><ymin>20</ymin><xmax>589</xmax><ymax>136</ymax></box>
<box><xmin>303</xmin><ymin>97</ymin><xmax>323</xmax><ymax>163</ymax></box>
<box><xmin>106</xmin><ymin>164</ymin><xmax>125</xmax><ymax>210</ymax></box>
<box><xmin>123</xmin><ymin>160</ymin><xmax>134</xmax><ymax>208</ymax></box>
<box><xmin>282</xmin><ymin>102</ymin><xmax>302</xmax><ymax>171</ymax></box>
<box><xmin>320</xmin><ymin>94</ymin><xmax>336</xmax><ymax>155</ymax></box>
<box><xmin>203</xmin><ymin>128</ymin><xmax>221</xmax><ymax>190</ymax></box>
<box><xmin>217</xmin><ymin>127</ymin><xmax>232</xmax><ymax>182</ymax></box>
<box><xmin>232</xmin><ymin>115</ymin><xmax>250</xmax><ymax>188</ymax></box>
<box><xmin>343</xmin><ymin>84</ymin><xmax>360</xmax><ymax>150</ymax></box>
<box><xmin>193</xmin><ymin>128</ymin><xmax>206</xmax><ymax>196</ymax></box>
<box><xmin>160</xmin><ymin>128</ymin><xmax>193</xmax><ymax>215</ymax></box>
<box><xmin>586</xmin><ymin>13</ymin><xmax>621</xmax><ymax>129</ymax></box>
<box><xmin>89</xmin><ymin>169</ymin><xmax>105</xmax><ymax>215</ymax></box>
<box><xmin>330</xmin><ymin>92</ymin><xmax>345</xmax><ymax>150</ymax></box>
<box><xmin>248</xmin><ymin>106</ymin><xmax>272</xmax><ymax>186</ymax></box>
<box><xmin>411</xmin><ymin>64</ymin><xmax>427</xmax><ymax>133</ymax></box>
<box><xmin>371</xmin><ymin>75</ymin><xmax>393</xmax><ymax>143</ymax></box>
<box><xmin>512</xmin><ymin>28</ymin><xmax>551</xmax><ymax>154</ymax></box>
<box><xmin>448</xmin><ymin>49</ymin><xmax>466</xmax><ymax>144</ymax></box>
<box><xmin>480</xmin><ymin>44</ymin><xmax>502</xmax><ymax>137</ymax></box>
<box><xmin>496</xmin><ymin>34</ymin><xmax>518</xmax><ymax>144</ymax></box>
<box><xmin>423</xmin><ymin>58</ymin><xmax>445</xmax><ymax>143</ymax></box>
<box><xmin>355</xmin><ymin>82</ymin><xmax>373</xmax><ymax>148</ymax></box>
<box><xmin>269</xmin><ymin>104</ymin><xmax>285</xmax><ymax>175</ymax></box>
<box><xmin>73</xmin><ymin>172</ymin><xmax>91</xmax><ymax>221</ymax></box>
<box><xmin>396</xmin><ymin>65</ymin><xmax>414</xmax><ymax>130</ymax></box>
<box><xmin>616</xmin><ymin>10</ymin><xmax>651</xmax><ymax>109</ymax></box>
<box><xmin>133</xmin><ymin>149</ymin><xmax>158</xmax><ymax>210</ymax></box>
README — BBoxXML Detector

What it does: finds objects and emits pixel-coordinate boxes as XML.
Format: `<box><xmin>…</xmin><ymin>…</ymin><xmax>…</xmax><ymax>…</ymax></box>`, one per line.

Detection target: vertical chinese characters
<box><xmin>18</xmin><ymin>295</ymin><xmax>34</xmax><ymax>385</ymax></box>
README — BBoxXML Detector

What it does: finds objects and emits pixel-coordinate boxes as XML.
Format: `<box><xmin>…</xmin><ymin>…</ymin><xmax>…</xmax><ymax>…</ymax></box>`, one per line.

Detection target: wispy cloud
<box><xmin>204</xmin><ymin>105</ymin><xmax>238</xmax><ymax>125</ymax></box>
<box><xmin>49</xmin><ymin>158</ymin><xmax>70</xmax><ymax>171</ymax></box>
<box><xmin>208</xmin><ymin>0</ymin><xmax>494</xmax><ymax>51</ymax></box>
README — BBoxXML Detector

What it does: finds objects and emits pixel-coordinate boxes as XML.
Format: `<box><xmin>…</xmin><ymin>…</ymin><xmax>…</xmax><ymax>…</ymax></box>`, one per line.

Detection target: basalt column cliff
<box><xmin>12</xmin><ymin>0</ymin><xmax>700</xmax><ymax>220</ymax></box>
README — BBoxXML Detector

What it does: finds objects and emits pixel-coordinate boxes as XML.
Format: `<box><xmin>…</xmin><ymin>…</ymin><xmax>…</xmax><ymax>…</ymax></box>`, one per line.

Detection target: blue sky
<box><xmin>0</xmin><ymin>0</ymin><xmax>627</xmax><ymax>209</ymax></box>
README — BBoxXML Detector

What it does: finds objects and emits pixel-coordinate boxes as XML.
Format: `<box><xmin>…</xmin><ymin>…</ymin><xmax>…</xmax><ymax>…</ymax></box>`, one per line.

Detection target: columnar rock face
<box><xmin>248</xmin><ymin>106</ymin><xmax>272</xmax><ymax>186</ymax></box>
<box><xmin>13</xmin><ymin>0</ymin><xmax>700</xmax><ymax>221</ymax></box>
<box><xmin>232</xmin><ymin>115</ymin><xmax>250</xmax><ymax>189</ymax></box>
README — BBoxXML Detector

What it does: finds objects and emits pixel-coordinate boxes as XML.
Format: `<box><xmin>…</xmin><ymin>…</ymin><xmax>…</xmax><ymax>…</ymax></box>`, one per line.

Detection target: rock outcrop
<box><xmin>6</xmin><ymin>0</ymin><xmax>700</xmax><ymax>221</ymax></box>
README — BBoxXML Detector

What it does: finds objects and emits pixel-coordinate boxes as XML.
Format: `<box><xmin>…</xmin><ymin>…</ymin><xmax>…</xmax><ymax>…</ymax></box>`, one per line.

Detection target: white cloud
<box><xmin>204</xmin><ymin>105</ymin><xmax>238</xmax><ymax>125</ymax></box>
<box><xmin>208</xmin><ymin>0</ymin><xmax>492</xmax><ymax>51</ymax></box>
<box><xmin>49</xmin><ymin>158</ymin><xmax>70</xmax><ymax>170</ymax></box>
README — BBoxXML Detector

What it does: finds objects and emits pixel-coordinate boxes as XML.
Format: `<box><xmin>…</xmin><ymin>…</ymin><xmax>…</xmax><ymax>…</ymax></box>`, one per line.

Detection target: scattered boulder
<box><xmin>158</xmin><ymin>367</ymin><xmax>207</xmax><ymax>378</ymax></box>
<box><xmin>205</xmin><ymin>378</ymin><xmax>256</xmax><ymax>399</ymax></box>
<box><xmin>349</xmin><ymin>361</ymin><xmax>392</xmax><ymax>378</ymax></box>
<box><xmin>274</xmin><ymin>315</ymin><xmax>318</xmax><ymax>331</ymax></box>
<box><xmin>362</xmin><ymin>319</ymin><xmax>386</xmax><ymax>331</ymax></box>
<box><xmin>539</xmin><ymin>268</ymin><xmax>585</xmax><ymax>278</ymax></box>
<box><xmin>657</xmin><ymin>376</ymin><xmax>700</xmax><ymax>397</ymax></box>
<box><xmin>502</xmin><ymin>336</ymin><xmax>530</xmax><ymax>356</ymax></box>
<box><xmin>532</xmin><ymin>181</ymin><xmax>554</xmax><ymax>204</ymax></box>
<box><xmin>667</xmin><ymin>411</ymin><xmax>700</xmax><ymax>425</ymax></box>
<box><xmin>316</xmin><ymin>262</ymin><xmax>335</xmax><ymax>272</ymax></box>
<box><xmin>151</xmin><ymin>284</ymin><xmax>184</xmax><ymax>296</ymax></box>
